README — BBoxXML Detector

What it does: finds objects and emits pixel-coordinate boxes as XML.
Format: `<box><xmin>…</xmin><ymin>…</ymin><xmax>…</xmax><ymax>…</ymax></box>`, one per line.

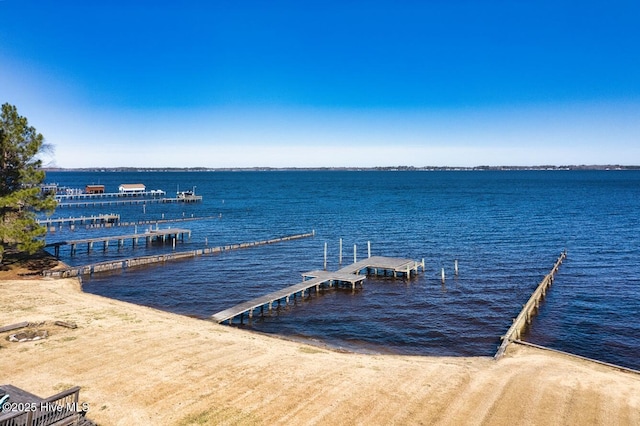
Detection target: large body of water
<box><xmin>43</xmin><ymin>170</ymin><xmax>640</xmax><ymax>370</ymax></box>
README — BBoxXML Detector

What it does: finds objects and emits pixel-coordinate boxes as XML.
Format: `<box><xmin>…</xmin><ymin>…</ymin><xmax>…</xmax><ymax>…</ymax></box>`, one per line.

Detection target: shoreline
<box><xmin>1</xmin><ymin>275</ymin><xmax>639</xmax><ymax>425</ymax></box>
<box><xmin>77</xmin><ymin>268</ymin><xmax>640</xmax><ymax>371</ymax></box>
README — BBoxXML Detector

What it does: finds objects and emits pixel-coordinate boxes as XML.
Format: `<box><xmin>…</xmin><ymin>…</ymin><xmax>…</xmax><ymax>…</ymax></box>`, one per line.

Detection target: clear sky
<box><xmin>1</xmin><ymin>1</ymin><xmax>639</xmax><ymax>168</ymax></box>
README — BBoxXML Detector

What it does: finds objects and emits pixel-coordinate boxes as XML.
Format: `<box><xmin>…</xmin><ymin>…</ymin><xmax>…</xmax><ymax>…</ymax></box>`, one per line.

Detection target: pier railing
<box><xmin>495</xmin><ymin>250</ymin><xmax>567</xmax><ymax>359</ymax></box>
<box><xmin>0</xmin><ymin>386</ymin><xmax>82</xmax><ymax>426</ymax></box>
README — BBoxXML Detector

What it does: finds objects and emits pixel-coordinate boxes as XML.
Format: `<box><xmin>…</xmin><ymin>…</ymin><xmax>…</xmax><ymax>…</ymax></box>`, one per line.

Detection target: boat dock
<box><xmin>46</xmin><ymin>228</ymin><xmax>192</xmax><ymax>257</ymax></box>
<box><xmin>55</xmin><ymin>190</ymin><xmax>166</xmax><ymax>201</ymax></box>
<box><xmin>38</xmin><ymin>213</ymin><xmax>120</xmax><ymax>227</ymax></box>
<box><xmin>56</xmin><ymin>196</ymin><xmax>202</xmax><ymax>208</ymax></box>
<box><xmin>211</xmin><ymin>256</ymin><xmax>425</xmax><ymax>324</ymax></box>
<box><xmin>42</xmin><ymin>232</ymin><xmax>315</xmax><ymax>277</ymax></box>
<box><xmin>494</xmin><ymin>250</ymin><xmax>567</xmax><ymax>359</ymax></box>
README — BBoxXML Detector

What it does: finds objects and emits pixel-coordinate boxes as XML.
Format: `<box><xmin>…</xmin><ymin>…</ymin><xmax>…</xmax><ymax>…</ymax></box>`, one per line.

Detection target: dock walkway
<box><xmin>42</xmin><ymin>232</ymin><xmax>315</xmax><ymax>277</ymax></box>
<box><xmin>56</xmin><ymin>196</ymin><xmax>202</xmax><ymax>208</ymax></box>
<box><xmin>46</xmin><ymin>228</ymin><xmax>191</xmax><ymax>256</ymax></box>
<box><xmin>212</xmin><ymin>256</ymin><xmax>425</xmax><ymax>324</ymax></box>
<box><xmin>38</xmin><ymin>214</ymin><xmax>120</xmax><ymax>227</ymax></box>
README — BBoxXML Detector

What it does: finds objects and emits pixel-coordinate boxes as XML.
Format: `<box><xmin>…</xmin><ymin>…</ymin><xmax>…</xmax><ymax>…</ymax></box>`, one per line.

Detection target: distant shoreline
<box><xmin>44</xmin><ymin>165</ymin><xmax>640</xmax><ymax>172</ymax></box>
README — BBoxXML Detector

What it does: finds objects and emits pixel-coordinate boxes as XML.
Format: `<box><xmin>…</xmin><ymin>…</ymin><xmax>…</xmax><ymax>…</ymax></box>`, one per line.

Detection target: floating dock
<box><xmin>494</xmin><ymin>250</ymin><xmax>567</xmax><ymax>359</ymax></box>
<box><xmin>46</xmin><ymin>228</ymin><xmax>191</xmax><ymax>257</ymax></box>
<box><xmin>211</xmin><ymin>256</ymin><xmax>425</xmax><ymax>325</ymax></box>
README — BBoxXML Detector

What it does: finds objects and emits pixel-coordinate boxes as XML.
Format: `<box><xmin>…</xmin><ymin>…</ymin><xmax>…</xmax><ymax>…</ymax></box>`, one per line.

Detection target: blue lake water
<box><xmin>43</xmin><ymin>170</ymin><xmax>640</xmax><ymax>370</ymax></box>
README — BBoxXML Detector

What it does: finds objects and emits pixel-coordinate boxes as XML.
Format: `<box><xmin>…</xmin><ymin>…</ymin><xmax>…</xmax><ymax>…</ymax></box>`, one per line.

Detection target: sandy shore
<box><xmin>0</xmin><ymin>277</ymin><xmax>638</xmax><ymax>425</ymax></box>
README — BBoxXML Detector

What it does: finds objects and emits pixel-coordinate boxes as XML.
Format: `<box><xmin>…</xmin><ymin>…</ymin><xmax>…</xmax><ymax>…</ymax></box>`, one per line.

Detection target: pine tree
<box><xmin>0</xmin><ymin>103</ymin><xmax>56</xmax><ymax>262</ymax></box>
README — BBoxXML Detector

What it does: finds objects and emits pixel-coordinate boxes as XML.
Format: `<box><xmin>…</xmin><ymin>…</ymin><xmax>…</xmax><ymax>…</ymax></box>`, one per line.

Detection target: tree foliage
<box><xmin>0</xmin><ymin>103</ymin><xmax>56</xmax><ymax>261</ymax></box>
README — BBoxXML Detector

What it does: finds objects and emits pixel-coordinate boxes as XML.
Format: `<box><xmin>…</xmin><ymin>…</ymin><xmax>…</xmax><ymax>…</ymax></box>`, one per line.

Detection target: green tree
<box><xmin>0</xmin><ymin>103</ymin><xmax>56</xmax><ymax>262</ymax></box>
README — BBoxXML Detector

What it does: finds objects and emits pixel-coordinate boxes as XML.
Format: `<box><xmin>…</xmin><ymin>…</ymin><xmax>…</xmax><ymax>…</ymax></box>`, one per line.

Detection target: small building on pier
<box><xmin>118</xmin><ymin>183</ymin><xmax>146</xmax><ymax>194</ymax></box>
<box><xmin>85</xmin><ymin>184</ymin><xmax>105</xmax><ymax>194</ymax></box>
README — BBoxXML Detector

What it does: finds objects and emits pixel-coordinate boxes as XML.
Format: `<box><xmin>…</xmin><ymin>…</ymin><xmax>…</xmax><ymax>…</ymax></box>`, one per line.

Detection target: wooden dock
<box><xmin>56</xmin><ymin>196</ymin><xmax>202</xmax><ymax>208</ymax></box>
<box><xmin>211</xmin><ymin>256</ymin><xmax>425</xmax><ymax>325</ymax></box>
<box><xmin>55</xmin><ymin>190</ymin><xmax>166</xmax><ymax>201</ymax></box>
<box><xmin>494</xmin><ymin>250</ymin><xmax>567</xmax><ymax>359</ymax></box>
<box><xmin>46</xmin><ymin>228</ymin><xmax>192</xmax><ymax>257</ymax></box>
<box><xmin>42</xmin><ymin>215</ymin><xmax>221</xmax><ymax>232</ymax></box>
<box><xmin>42</xmin><ymin>232</ymin><xmax>315</xmax><ymax>277</ymax></box>
<box><xmin>38</xmin><ymin>213</ymin><xmax>120</xmax><ymax>227</ymax></box>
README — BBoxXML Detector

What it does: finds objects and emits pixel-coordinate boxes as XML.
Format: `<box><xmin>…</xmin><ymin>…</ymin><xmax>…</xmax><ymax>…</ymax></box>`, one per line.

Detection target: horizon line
<box><xmin>44</xmin><ymin>165</ymin><xmax>640</xmax><ymax>172</ymax></box>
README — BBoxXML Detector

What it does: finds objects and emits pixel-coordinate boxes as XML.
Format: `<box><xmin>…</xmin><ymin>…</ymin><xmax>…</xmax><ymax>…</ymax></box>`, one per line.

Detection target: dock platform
<box><xmin>212</xmin><ymin>256</ymin><xmax>425</xmax><ymax>324</ymax></box>
<box><xmin>46</xmin><ymin>228</ymin><xmax>191</xmax><ymax>256</ymax></box>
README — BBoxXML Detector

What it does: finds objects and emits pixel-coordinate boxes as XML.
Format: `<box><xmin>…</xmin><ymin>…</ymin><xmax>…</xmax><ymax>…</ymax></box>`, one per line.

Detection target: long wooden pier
<box><xmin>494</xmin><ymin>250</ymin><xmax>567</xmax><ymax>359</ymax></box>
<box><xmin>46</xmin><ymin>228</ymin><xmax>192</xmax><ymax>257</ymax></box>
<box><xmin>56</xmin><ymin>196</ymin><xmax>202</xmax><ymax>208</ymax></box>
<box><xmin>211</xmin><ymin>256</ymin><xmax>425</xmax><ymax>325</ymax></box>
<box><xmin>38</xmin><ymin>213</ymin><xmax>120</xmax><ymax>227</ymax></box>
<box><xmin>42</xmin><ymin>231</ymin><xmax>315</xmax><ymax>277</ymax></box>
<box><xmin>42</xmin><ymin>214</ymin><xmax>221</xmax><ymax>232</ymax></box>
<box><xmin>55</xmin><ymin>190</ymin><xmax>166</xmax><ymax>201</ymax></box>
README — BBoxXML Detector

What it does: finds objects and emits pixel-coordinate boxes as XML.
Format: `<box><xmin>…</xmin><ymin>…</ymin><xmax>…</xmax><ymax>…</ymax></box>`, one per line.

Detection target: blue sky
<box><xmin>1</xmin><ymin>1</ymin><xmax>639</xmax><ymax>168</ymax></box>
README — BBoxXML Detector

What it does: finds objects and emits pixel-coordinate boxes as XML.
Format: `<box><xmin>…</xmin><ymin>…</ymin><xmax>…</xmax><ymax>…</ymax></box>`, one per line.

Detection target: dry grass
<box><xmin>0</xmin><ymin>275</ymin><xmax>639</xmax><ymax>425</ymax></box>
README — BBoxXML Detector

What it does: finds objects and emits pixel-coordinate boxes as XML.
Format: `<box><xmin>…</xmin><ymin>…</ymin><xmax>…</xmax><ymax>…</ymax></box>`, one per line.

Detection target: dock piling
<box><xmin>324</xmin><ymin>242</ymin><xmax>328</xmax><ymax>270</ymax></box>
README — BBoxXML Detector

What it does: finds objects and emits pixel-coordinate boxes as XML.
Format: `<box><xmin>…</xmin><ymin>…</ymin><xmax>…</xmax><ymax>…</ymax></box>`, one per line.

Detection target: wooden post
<box><xmin>441</xmin><ymin>268</ymin><xmax>445</xmax><ymax>284</ymax></box>
<box><xmin>339</xmin><ymin>238</ymin><xmax>343</xmax><ymax>264</ymax></box>
<box><xmin>172</xmin><ymin>238</ymin><xmax>176</xmax><ymax>250</ymax></box>
<box><xmin>454</xmin><ymin>259</ymin><xmax>459</xmax><ymax>276</ymax></box>
<box><xmin>324</xmin><ymin>242</ymin><xmax>328</xmax><ymax>270</ymax></box>
<box><xmin>367</xmin><ymin>241</ymin><xmax>371</xmax><ymax>258</ymax></box>
<box><xmin>353</xmin><ymin>244</ymin><xmax>357</xmax><ymax>263</ymax></box>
